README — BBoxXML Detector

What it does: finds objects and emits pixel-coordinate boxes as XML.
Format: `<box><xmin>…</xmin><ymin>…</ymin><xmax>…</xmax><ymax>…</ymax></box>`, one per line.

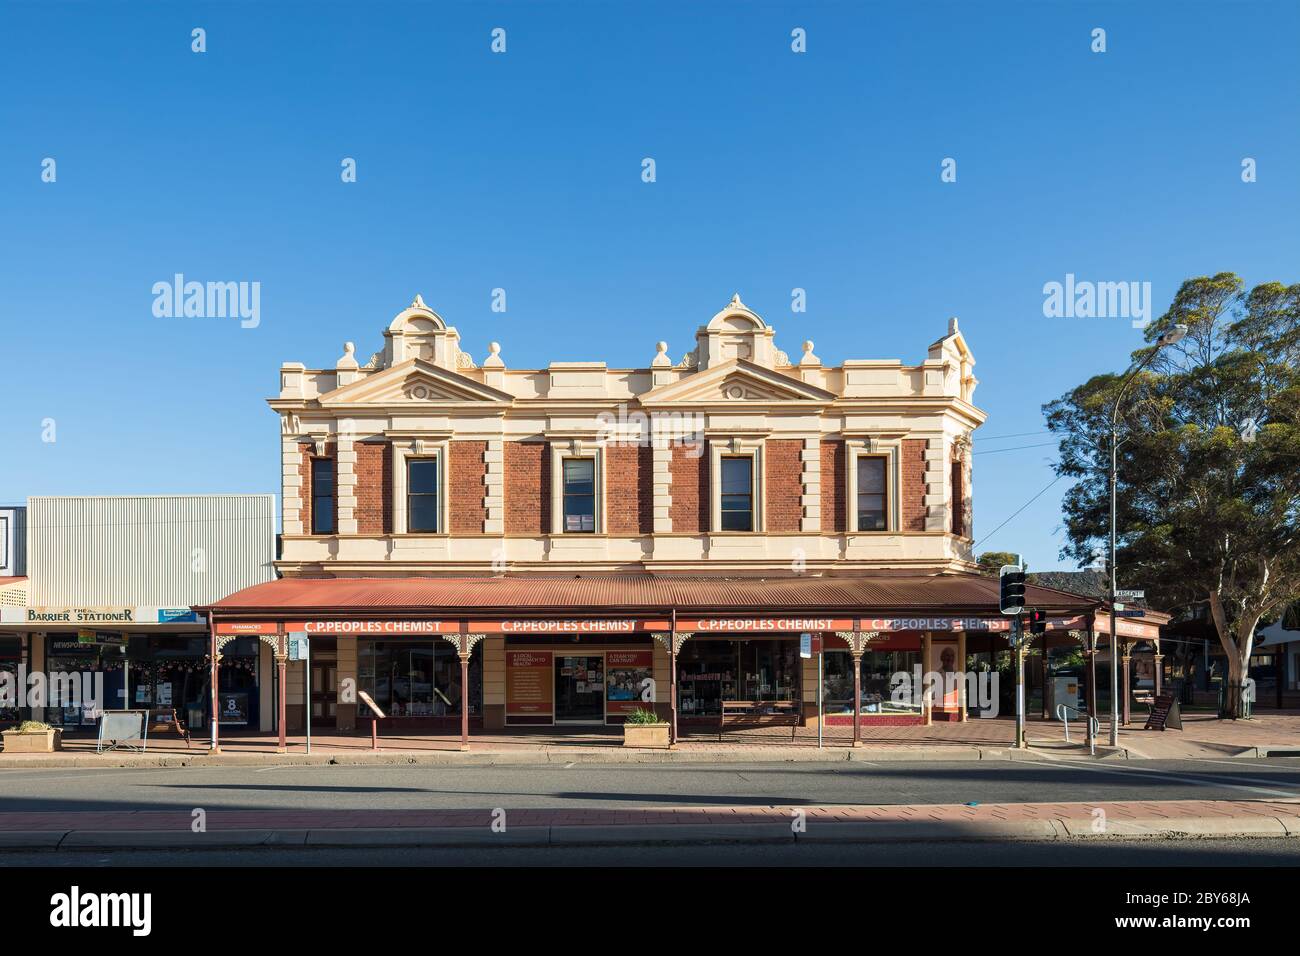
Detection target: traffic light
<box><xmin>999</xmin><ymin>565</ymin><xmax>1026</xmax><ymax>615</ymax></box>
<box><xmin>1027</xmin><ymin>609</ymin><xmax>1047</xmax><ymax>635</ymax></box>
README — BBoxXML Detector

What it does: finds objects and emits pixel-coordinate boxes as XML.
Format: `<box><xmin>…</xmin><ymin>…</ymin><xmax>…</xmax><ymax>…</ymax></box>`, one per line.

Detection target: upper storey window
<box><xmin>720</xmin><ymin>456</ymin><xmax>754</xmax><ymax>532</ymax></box>
<box><xmin>407</xmin><ymin>459</ymin><xmax>440</xmax><ymax>533</ymax></box>
<box><xmin>311</xmin><ymin>458</ymin><xmax>335</xmax><ymax>535</ymax></box>
<box><xmin>856</xmin><ymin>456</ymin><xmax>888</xmax><ymax>531</ymax></box>
<box><xmin>562</xmin><ymin>458</ymin><xmax>596</xmax><ymax>533</ymax></box>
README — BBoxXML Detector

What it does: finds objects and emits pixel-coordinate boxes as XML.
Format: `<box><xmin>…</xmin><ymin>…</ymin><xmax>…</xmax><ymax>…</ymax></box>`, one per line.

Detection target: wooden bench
<box><xmin>147</xmin><ymin>707</ymin><xmax>191</xmax><ymax>748</ymax></box>
<box><xmin>719</xmin><ymin>700</ymin><xmax>800</xmax><ymax>741</ymax></box>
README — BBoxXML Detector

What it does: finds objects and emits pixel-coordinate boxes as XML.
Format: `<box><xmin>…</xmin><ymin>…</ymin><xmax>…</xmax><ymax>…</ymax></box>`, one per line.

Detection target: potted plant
<box><xmin>1</xmin><ymin>720</ymin><xmax>63</xmax><ymax>753</ymax></box>
<box><xmin>621</xmin><ymin>707</ymin><xmax>670</xmax><ymax>749</ymax></box>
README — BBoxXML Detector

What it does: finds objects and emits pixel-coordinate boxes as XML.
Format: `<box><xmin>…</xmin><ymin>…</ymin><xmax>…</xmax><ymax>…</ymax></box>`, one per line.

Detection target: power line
<box><xmin>972</xmin><ymin>441</ymin><xmax>1059</xmax><ymax>456</ymax></box>
<box><xmin>975</xmin><ymin>430</ymin><xmax>1052</xmax><ymax>441</ymax></box>
<box><xmin>972</xmin><ymin>473</ymin><xmax>1064</xmax><ymax>551</ymax></box>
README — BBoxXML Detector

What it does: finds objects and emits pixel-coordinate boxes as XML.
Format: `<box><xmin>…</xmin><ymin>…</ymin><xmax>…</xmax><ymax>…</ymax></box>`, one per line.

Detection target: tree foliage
<box><xmin>1044</xmin><ymin>273</ymin><xmax>1300</xmax><ymax>717</ymax></box>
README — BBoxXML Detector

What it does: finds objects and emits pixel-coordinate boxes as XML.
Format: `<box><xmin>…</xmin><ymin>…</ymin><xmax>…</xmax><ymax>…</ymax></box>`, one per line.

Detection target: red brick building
<box><xmin>202</xmin><ymin>293</ymin><xmax>1130</xmax><ymax>749</ymax></box>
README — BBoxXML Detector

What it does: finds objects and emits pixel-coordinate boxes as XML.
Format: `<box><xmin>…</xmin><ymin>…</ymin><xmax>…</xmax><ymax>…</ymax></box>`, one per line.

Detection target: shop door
<box><xmin>554</xmin><ymin>655</ymin><xmax>604</xmax><ymax>723</ymax></box>
<box><xmin>311</xmin><ymin>654</ymin><xmax>338</xmax><ymax>728</ymax></box>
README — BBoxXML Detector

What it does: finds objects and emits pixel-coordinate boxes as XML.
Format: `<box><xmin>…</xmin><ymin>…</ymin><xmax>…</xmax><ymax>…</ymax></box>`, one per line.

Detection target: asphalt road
<box><xmin>1</xmin><ymin>756</ymin><xmax>1298</xmax><ymax>812</ymax></box>
<box><xmin>5</xmin><ymin>839</ymin><xmax>1299</xmax><ymax>867</ymax></box>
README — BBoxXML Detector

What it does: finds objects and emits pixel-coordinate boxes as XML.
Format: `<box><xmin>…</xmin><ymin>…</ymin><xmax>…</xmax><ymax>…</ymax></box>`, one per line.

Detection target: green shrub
<box><xmin>623</xmin><ymin>707</ymin><xmax>664</xmax><ymax>725</ymax></box>
<box><xmin>12</xmin><ymin>721</ymin><xmax>53</xmax><ymax>733</ymax></box>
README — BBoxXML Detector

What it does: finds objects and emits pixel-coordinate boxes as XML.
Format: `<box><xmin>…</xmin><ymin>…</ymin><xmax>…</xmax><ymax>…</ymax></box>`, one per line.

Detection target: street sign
<box><xmin>1114</xmin><ymin>589</ymin><xmax>1145</xmax><ymax>600</ymax></box>
<box><xmin>288</xmin><ymin>634</ymin><xmax>310</xmax><ymax>661</ymax></box>
<box><xmin>800</xmin><ymin>633</ymin><xmax>812</xmax><ymax>659</ymax></box>
<box><xmin>1115</xmin><ymin>609</ymin><xmax>1146</xmax><ymax>618</ymax></box>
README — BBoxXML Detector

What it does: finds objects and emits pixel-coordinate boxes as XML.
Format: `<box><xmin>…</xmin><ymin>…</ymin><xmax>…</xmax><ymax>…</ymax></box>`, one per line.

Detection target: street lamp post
<box><xmin>1107</xmin><ymin>323</ymin><xmax>1187</xmax><ymax>746</ymax></box>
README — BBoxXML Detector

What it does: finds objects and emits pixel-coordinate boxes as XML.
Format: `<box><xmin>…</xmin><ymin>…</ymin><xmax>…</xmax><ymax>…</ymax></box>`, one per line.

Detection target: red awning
<box><xmin>200</xmin><ymin>572</ymin><xmax>1103</xmax><ymax>618</ymax></box>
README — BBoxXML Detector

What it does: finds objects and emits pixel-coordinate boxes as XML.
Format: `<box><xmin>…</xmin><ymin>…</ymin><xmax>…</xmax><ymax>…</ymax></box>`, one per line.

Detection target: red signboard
<box><xmin>505</xmin><ymin>651</ymin><xmax>554</xmax><ymax>718</ymax></box>
<box><xmin>481</xmin><ymin>619</ymin><xmax>641</xmax><ymax>634</ymax></box>
<box><xmin>669</xmin><ymin>617</ymin><xmax>855</xmax><ymax>633</ymax></box>
<box><xmin>284</xmin><ymin>620</ymin><xmax>456</xmax><ymax>635</ymax></box>
<box><xmin>214</xmin><ymin>621</ymin><xmax>280</xmax><ymax>635</ymax></box>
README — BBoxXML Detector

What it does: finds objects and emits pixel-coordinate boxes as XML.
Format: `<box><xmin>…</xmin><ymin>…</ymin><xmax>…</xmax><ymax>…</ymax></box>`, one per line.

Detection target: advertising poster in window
<box><xmin>506</xmin><ymin>651</ymin><xmax>553</xmax><ymax>719</ymax></box>
<box><xmin>218</xmin><ymin>691</ymin><xmax>249</xmax><ymax>726</ymax></box>
<box><xmin>605</xmin><ymin>650</ymin><xmax>653</xmax><ymax>717</ymax></box>
<box><xmin>927</xmin><ymin>638</ymin><xmax>961</xmax><ymax>714</ymax></box>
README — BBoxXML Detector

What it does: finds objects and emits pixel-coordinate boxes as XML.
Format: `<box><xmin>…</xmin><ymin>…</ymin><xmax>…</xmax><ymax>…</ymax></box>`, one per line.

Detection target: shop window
<box><xmin>856</xmin><ymin>456</ymin><xmax>888</xmax><ymax>531</ymax></box>
<box><xmin>720</xmin><ymin>457</ymin><xmax>754</xmax><ymax>531</ymax></box>
<box><xmin>822</xmin><ymin>649</ymin><xmax>922</xmax><ymax>715</ymax></box>
<box><xmin>311</xmin><ymin>458</ymin><xmax>335</xmax><ymax>534</ymax></box>
<box><xmin>407</xmin><ymin>459</ymin><xmax>439</xmax><ymax>533</ymax></box>
<box><xmin>562</xmin><ymin>458</ymin><xmax>596</xmax><ymax>533</ymax></box>
<box><xmin>357</xmin><ymin>640</ymin><xmax>481</xmax><ymax>718</ymax></box>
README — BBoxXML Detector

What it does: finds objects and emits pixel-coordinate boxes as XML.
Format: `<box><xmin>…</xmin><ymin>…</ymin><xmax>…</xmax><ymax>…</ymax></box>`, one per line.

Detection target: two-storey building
<box><xmin>206</xmin><ymin>294</ymin><xmax>1101</xmax><ymax>746</ymax></box>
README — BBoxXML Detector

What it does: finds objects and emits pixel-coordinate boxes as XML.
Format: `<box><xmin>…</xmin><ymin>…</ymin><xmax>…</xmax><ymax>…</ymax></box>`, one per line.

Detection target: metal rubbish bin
<box><xmin>1217</xmin><ymin>682</ymin><xmax>1253</xmax><ymax>718</ymax></box>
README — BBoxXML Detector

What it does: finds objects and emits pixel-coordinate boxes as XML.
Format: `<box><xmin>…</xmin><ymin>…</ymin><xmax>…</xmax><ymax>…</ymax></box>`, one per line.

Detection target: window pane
<box><xmin>721</xmin><ymin>457</ymin><xmax>752</xmax><ymax>495</ymax></box>
<box><xmin>563</xmin><ymin>458</ymin><xmax>595</xmax><ymax>495</ymax></box>
<box><xmin>312</xmin><ymin>497</ymin><xmax>334</xmax><ymax>534</ymax></box>
<box><xmin>312</xmin><ymin>459</ymin><xmax>334</xmax><ymax>495</ymax></box>
<box><xmin>409</xmin><ymin>495</ymin><xmax>439</xmax><ymax>533</ymax></box>
<box><xmin>408</xmin><ymin>459</ymin><xmax>438</xmax><ymax>494</ymax></box>
<box><xmin>858</xmin><ymin>494</ymin><xmax>886</xmax><ymax>531</ymax></box>
<box><xmin>720</xmin><ymin>508</ymin><xmax>752</xmax><ymax>532</ymax></box>
<box><xmin>858</xmin><ymin>457</ymin><xmax>885</xmax><ymax>494</ymax></box>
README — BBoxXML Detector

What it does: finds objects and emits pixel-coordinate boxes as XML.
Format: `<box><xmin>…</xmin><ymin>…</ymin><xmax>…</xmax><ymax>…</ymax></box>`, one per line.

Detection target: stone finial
<box><xmin>651</xmin><ymin>341</ymin><xmax>672</xmax><ymax>368</ymax></box>
<box><xmin>411</xmin><ymin>293</ymin><xmax>429</xmax><ymax>311</ymax></box>
<box><xmin>799</xmin><ymin>339</ymin><xmax>820</xmax><ymax>366</ymax></box>
<box><xmin>483</xmin><ymin>341</ymin><xmax>505</xmax><ymax>368</ymax></box>
<box><xmin>337</xmin><ymin>341</ymin><xmax>359</xmax><ymax>370</ymax></box>
<box><xmin>948</xmin><ymin>316</ymin><xmax>959</xmax><ymax>335</ymax></box>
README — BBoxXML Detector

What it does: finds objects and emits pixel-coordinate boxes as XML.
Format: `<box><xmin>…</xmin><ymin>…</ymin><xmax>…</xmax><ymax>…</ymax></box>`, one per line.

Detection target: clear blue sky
<box><xmin>2</xmin><ymin>1</ymin><xmax>1297</xmax><ymax>570</ymax></box>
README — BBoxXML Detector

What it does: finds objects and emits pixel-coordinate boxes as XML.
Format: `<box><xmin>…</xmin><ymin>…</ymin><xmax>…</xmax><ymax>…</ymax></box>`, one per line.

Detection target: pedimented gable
<box><xmin>640</xmin><ymin>359</ymin><xmax>836</xmax><ymax>406</ymax></box>
<box><xmin>319</xmin><ymin>358</ymin><xmax>513</xmax><ymax>407</ymax></box>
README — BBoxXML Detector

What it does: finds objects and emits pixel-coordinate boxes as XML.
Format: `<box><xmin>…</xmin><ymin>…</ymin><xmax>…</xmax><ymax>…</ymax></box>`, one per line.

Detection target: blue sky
<box><xmin>2</xmin><ymin>0</ymin><xmax>1297</xmax><ymax>570</ymax></box>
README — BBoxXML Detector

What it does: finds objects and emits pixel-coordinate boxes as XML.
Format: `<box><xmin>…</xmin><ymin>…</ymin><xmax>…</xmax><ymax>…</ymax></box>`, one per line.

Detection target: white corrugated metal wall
<box><xmin>27</xmin><ymin>495</ymin><xmax>276</xmax><ymax>606</ymax></box>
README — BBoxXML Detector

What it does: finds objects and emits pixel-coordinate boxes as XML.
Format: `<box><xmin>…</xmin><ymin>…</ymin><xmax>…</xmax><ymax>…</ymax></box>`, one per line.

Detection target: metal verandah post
<box><xmin>460</xmin><ymin>638</ymin><xmax>470</xmax><ymax>752</ymax></box>
<box><xmin>669</xmin><ymin>609</ymin><xmax>678</xmax><ymax>746</ymax></box>
<box><xmin>208</xmin><ymin>617</ymin><xmax>220</xmax><ymax>753</ymax></box>
<box><xmin>852</xmin><ymin>652</ymin><xmax>862</xmax><ymax>747</ymax></box>
<box><xmin>277</xmin><ymin>638</ymin><xmax>288</xmax><ymax>754</ymax></box>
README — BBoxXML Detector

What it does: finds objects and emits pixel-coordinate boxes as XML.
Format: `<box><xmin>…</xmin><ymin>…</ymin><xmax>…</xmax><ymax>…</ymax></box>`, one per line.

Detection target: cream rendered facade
<box><xmin>271</xmin><ymin>293</ymin><xmax>984</xmax><ymax>576</ymax></box>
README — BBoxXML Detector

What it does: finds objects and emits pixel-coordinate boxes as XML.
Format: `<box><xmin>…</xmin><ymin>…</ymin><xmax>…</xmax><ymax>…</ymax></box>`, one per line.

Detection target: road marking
<box><xmin>1020</xmin><ymin>758</ymin><xmax>1300</xmax><ymax>800</ymax></box>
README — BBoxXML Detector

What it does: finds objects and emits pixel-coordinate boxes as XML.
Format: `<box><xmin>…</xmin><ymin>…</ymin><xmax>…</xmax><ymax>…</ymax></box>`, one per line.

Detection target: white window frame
<box><xmin>846</xmin><ymin>437</ymin><xmax>900</xmax><ymax>533</ymax></box>
<box><xmin>550</xmin><ymin>439</ymin><xmax>604</xmax><ymax>535</ymax></box>
<box><xmin>709</xmin><ymin>437</ymin><xmax>764</xmax><ymax>533</ymax></box>
<box><xmin>391</xmin><ymin>437</ymin><xmax>450</xmax><ymax>535</ymax></box>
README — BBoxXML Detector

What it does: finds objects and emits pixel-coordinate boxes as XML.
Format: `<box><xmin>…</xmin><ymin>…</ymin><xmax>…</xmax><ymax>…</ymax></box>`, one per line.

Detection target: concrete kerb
<box><xmin>8</xmin><ymin>817</ymin><xmax>1298</xmax><ymax>851</ymax></box>
<box><xmin>0</xmin><ymin>744</ymin><xmax>1109</xmax><ymax>769</ymax></box>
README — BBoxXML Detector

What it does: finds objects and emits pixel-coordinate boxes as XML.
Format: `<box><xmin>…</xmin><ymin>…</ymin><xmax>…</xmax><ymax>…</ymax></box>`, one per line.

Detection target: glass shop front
<box><xmin>676</xmin><ymin>637</ymin><xmax>802</xmax><ymax>720</ymax></box>
<box><xmin>42</xmin><ymin>633</ymin><xmax>260</xmax><ymax>731</ymax></box>
<box><xmin>357</xmin><ymin>639</ymin><xmax>484</xmax><ymax>722</ymax></box>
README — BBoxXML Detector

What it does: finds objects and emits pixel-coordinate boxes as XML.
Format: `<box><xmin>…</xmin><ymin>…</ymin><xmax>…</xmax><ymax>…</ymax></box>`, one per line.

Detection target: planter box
<box><xmin>1</xmin><ymin>728</ymin><xmax>63</xmax><ymax>753</ymax></box>
<box><xmin>623</xmin><ymin>723</ymin><xmax>670</xmax><ymax>749</ymax></box>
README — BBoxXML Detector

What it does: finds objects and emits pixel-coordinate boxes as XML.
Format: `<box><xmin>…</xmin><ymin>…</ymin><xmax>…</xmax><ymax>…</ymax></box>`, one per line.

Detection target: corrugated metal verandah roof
<box><xmin>200</xmin><ymin>572</ymin><xmax>1103</xmax><ymax>617</ymax></box>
